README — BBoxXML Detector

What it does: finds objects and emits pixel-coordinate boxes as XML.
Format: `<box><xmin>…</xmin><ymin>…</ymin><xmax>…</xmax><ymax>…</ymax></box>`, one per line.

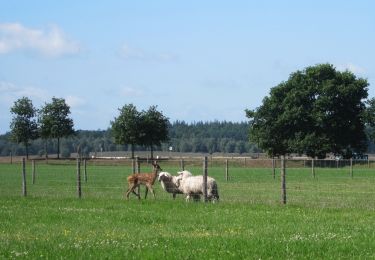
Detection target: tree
<box><xmin>246</xmin><ymin>63</ymin><xmax>371</xmax><ymax>158</ymax></box>
<box><xmin>9</xmin><ymin>97</ymin><xmax>39</xmax><ymax>159</ymax></box>
<box><xmin>140</xmin><ymin>106</ymin><xmax>169</xmax><ymax>159</ymax></box>
<box><xmin>110</xmin><ymin>104</ymin><xmax>142</xmax><ymax>159</ymax></box>
<box><xmin>38</xmin><ymin>97</ymin><xmax>75</xmax><ymax>159</ymax></box>
<box><xmin>363</xmin><ymin>98</ymin><xmax>375</xmax><ymax>142</ymax></box>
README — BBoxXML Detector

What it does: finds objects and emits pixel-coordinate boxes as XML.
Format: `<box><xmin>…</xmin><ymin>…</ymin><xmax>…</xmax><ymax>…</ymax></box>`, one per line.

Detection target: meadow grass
<box><xmin>1</xmin><ymin>161</ymin><xmax>375</xmax><ymax>259</ymax></box>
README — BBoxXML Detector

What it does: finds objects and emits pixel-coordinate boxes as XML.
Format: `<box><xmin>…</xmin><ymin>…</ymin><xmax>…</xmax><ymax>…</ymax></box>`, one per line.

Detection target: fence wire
<box><xmin>1</xmin><ymin>158</ymin><xmax>375</xmax><ymax>209</ymax></box>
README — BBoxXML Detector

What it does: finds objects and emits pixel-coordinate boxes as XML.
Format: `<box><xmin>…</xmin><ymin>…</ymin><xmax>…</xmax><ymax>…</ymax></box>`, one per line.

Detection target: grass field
<box><xmin>1</xmin><ymin>160</ymin><xmax>375</xmax><ymax>259</ymax></box>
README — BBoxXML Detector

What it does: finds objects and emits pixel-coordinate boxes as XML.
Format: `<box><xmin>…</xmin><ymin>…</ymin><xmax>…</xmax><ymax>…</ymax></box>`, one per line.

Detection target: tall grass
<box><xmin>1</xmin><ymin>161</ymin><xmax>375</xmax><ymax>258</ymax></box>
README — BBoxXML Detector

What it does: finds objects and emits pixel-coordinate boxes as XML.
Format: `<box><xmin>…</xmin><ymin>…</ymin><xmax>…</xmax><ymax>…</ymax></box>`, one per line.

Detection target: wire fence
<box><xmin>1</xmin><ymin>157</ymin><xmax>375</xmax><ymax>209</ymax></box>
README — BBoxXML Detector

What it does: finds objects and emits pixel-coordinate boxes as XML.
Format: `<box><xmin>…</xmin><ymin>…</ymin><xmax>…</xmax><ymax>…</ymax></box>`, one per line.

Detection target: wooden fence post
<box><xmin>350</xmin><ymin>158</ymin><xmax>353</xmax><ymax>178</ymax></box>
<box><xmin>22</xmin><ymin>158</ymin><xmax>27</xmax><ymax>197</ymax></box>
<box><xmin>180</xmin><ymin>159</ymin><xmax>185</xmax><ymax>171</ymax></box>
<box><xmin>281</xmin><ymin>156</ymin><xmax>286</xmax><ymax>205</ymax></box>
<box><xmin>272</xmin><ymin>158</ymin><xmax>276</xmax><ymax>179</ymax></box>
<box><xmin>32</xmin><ymin>160</ymin><xmax>36</xmax><ymax>184</ymax></box>
<box><xmin>225</xmin><ymin>159</ymin><xmax>229</xmax><ymax>181</ymax></box>
<box><xmin>84</xmin><ymin>159</ymin><xmax>87</xmax><ymax>183</ymax></box>
<box><xmin>312</xmin><ymin>159</ymin><xmax>315</xmax><ymax>178</ymax></box>
<box><xmin>132</xmin><ymin>158</ymin><xmax>136</xmax><ymax>174</ymax></box>
<box><xmin>203</xmin><ymin>156</ymin><xmax>208</xmax><ymax>202</ymax></box>
<box><xmin>10</xmin><ymin>151</ymin><xmax>13</xmax><ymax>164</ymax></box>
<box><xmin>136</xmin><ymin>156</ymin><xmax>140</xmax><ymax>195</ymax></box>
<box><xmin>77</xmin><ymin>157</ymin><xmax>81</xmax><ymax>198</ymax></box>
<box><xmin>136</xmin><ymin>157</ymin><xmax>140</xmax><ymax>173</ymax></box>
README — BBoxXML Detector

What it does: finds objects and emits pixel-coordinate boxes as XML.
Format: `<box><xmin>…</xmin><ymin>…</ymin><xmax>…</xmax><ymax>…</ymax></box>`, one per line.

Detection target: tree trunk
<box><xmin>131</xmin><ymin>144</ymin><xmax>135</xmax><ymax>159</ymax></box>
<box><xmin>150</xmin><ymin>145</ymin><xmax>154</xmax><ymax>160</ymax></box>
<box><xmin>25</xmin><ymin>143</ymin><xmax>29</xmax><ymax>160</ymax></box>
<box><xmin>45</xmin><ymin>140</ymin><xmax>48</xmax><ymax>159</ymax></box>
<box><xmin>57</xmin><ymin>137</ymin><xmax>60</xmax><ymax>159</ymax></box>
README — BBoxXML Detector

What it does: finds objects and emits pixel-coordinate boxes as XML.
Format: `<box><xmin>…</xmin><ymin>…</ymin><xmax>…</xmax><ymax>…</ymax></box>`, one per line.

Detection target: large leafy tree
<box><xmin>363</xmin><ymin>98</ymin><xmax>375</xmax><ymax>142</ymax></box>
<box><xmin>110</xmin><ymin>104</ymin><xmax>142</xmax><ymax>159</ymax></box>
<box><xmin>9</xmin><ymin>97</ymin><xmax>39</xmax><ymax>159</ymax></box>
<box><xmin>140</xmin><ymin>106</ymin><xmax>169</xmax><ymax>159</ymax></box>
<box><xmin>38</xmin><ymin>97</ymin><xmax>75</xmax><ymax>159</ymax></box>
<box><xmin>246</xmin><ymin>63</ymin><xmax>371</xmax><ymax>159</ymax></box>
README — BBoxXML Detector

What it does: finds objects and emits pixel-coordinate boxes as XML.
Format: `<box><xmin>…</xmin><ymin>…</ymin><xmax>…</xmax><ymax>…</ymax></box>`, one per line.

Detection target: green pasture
<box><xmin>1</xmin><ymin>161</ymin><xmax>375</xmax><ymax>258</ymax></box>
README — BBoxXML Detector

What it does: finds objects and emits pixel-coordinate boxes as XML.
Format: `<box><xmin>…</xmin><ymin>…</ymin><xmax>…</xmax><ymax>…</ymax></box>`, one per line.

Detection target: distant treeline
<box><xmin>0</xmin><ymin>121</ymin><xmax>262</xmax><ymax>157</ymax></box>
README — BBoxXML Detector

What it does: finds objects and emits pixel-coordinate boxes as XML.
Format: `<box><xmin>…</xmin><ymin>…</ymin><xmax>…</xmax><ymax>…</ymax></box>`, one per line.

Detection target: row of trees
<box><xmin>8</xmin><ymin>99</ymin><xmax>170</xmax><ymax>159</ymax></box>
<box><xmin>0</xmin><ymin>122</ymin><xmax>257</xmax><ymax>158</ymax></box>
<box><xmin>247</xmin><ymin>63</ymin><xmax>375</xmax><ymax>159</ymax></box>
<box><xmin>110</xmin><ymin>104</ymin><xmax>169</xmax><ymax>159</ymax></box>
<box><xmin>9</xmin><ymin>97</ymin><xmax>74</xmax><ymax>159</ymax></box>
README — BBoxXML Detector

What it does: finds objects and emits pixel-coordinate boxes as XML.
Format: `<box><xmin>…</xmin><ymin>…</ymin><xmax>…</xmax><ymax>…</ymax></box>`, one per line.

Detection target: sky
<box><xmin>0</xmin><ymin>1</ymin><xmax>374</xmax><ymax>134</ymax></box>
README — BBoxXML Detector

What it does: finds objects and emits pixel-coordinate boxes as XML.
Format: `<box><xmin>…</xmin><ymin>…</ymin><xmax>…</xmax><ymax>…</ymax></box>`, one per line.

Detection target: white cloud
<box><xmin>119</xmin><ymin>43</ymin><xmax>177</xmax><ymax>62</ymax></box>
<box><xmin>0</xmin><ymin>22</ymin><xmax>81</xmax><ymax>57</ymax></box>
<box><xmin>0</xmin><ymin>81</ymin><xmax>49</xmax><ymax>104</ymax></box>
<box><xmin>336</xmin><ymin>63</ymin><xmax>366</xmax><ymax>74</ymax></box>
<box><xmin>0</xmin><ymin>82</ymin><xmax>87</xmax><ymax>109</ymax></box>
<box><xmin>65</xmin><ymin>95</ymin><xmax>86</xmax><ymax>108</ymax></box>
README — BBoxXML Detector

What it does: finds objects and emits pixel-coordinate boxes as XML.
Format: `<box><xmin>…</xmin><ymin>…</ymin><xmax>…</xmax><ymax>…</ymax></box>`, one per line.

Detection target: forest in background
<box><xmin>0</xmin><ymin>121</ymin><xmax>261</xmax><ymax>157</ymax></box>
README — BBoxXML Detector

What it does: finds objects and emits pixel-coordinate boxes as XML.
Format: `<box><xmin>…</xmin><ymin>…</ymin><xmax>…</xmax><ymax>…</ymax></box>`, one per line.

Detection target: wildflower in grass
<box><xmin>11</xmin><ymin>251</ymin><xmax>28</xmax><ymax>257</ymax></box>
<box><xmin>63</xmin><ymin>229</ymin><xmax>71</xmax><ymax>236</ymax></box>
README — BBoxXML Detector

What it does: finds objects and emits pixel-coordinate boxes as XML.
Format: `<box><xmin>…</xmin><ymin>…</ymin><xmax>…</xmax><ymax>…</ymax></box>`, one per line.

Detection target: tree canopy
<box><xmin>9</xmin><ymin>97</ymin><xmax>39</xmax><ymax>159</ymax></box>
<box><xmin>246</xmin><ymin>63</ymin><xmax>372</xmax><ymax>159</ymax></box>
<box><xmin>139</xmin><ymin>105</ymin><xmax>170</xmax><ymax>159</ymax></box>
<box><xmin>110</xmin><ymin>104</ymin><xmax>142</xmax><ymax>158</ymax></box>
<box><xmin>38</xmin><ymin>97</ymin><xmax>75</xmax><ymax>159</ymax></box>
<box><xmin>111</xmin><ymin>104</ymin><xmax>169</xmax><ymax>159</ymax></box>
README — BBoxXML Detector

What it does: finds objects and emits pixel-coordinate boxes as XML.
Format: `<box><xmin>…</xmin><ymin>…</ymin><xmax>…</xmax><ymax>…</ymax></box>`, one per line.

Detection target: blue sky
<box><xmin>1</xmin><ymin>1</ymin><xmax>374</xmax><ymax>134</ymax></box>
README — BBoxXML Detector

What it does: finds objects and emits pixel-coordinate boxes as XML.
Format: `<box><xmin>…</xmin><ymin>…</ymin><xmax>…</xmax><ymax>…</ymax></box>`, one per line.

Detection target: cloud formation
<box><xmin>0</xmin><ymin>81</ymin><xmax>85</xmax><ymax>109</ymax></box>
<box><xmin>0</xmin><ymin>23</ymin><xmax>81</xmax><ymax>57</ymax></box>
<box><xmin>65</xmin><ymin>95</ymin><xmax>86</xmax><ymax>108</ymax></box>
<box><xmin>0</xmin><ymin>81</ymin><xmax>49</xmax><ymax>104</ymax></box>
